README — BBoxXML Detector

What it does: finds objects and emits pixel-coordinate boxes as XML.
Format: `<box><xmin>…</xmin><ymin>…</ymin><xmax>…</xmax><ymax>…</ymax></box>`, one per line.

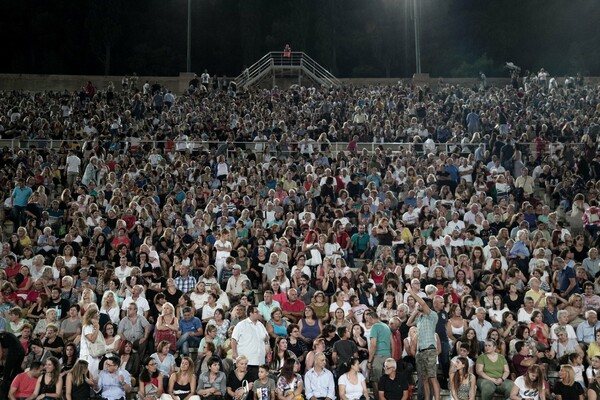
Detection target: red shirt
<box><xmin>371</xmin><ymin>269</ymin><xmax>385</xmax><ymax>285</ymax></box>
<box><xmin>123</xmin><ymin>215</ymin><xmax>137</xmax><ymax>231</ymax></box>
<box><xmin>282</xmin><ymin>299</ymin><xmax>306</xmax><ymax>314</ymax></box>
<box><xmin>11</xmin><ymin>372</ymin><xmax>38</xmax><ymax>398</ymax></box>
<box><xmin>391</xmin><ymin>329</ymin><xmax>403</xmax><ymax>361</ymax></box>
<box><xmin>337</xmin><ymin>232</ymin><xmax>350</xmax><ymax>250</ymax></box>
<box><xmin>5</xmin><ymin>262</ymin><xmax>21</xmax><ymax>279</ymax></box>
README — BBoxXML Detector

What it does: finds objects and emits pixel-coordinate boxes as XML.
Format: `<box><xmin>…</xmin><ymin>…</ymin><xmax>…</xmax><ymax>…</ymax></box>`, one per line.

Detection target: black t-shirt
<box><xmin>45</xmin><ymin>299</ymin><xmax>71</xmax><ymax>320</ymax></box>
<box><xmin>42</xmin><ymin>336</ymin><xmax>65</xmax><ymax>358</ymax></box>
<box><xmin>164</xmin><ymin>288</ymin><xmax>183</xmax><ymax>308</ymax></box>
<box><xmin>227</xmin><ymin>369</ymin><xmax>252</xmax><ymax>392</ymax></box>
<box><xmin>503</xmin><ymin>293</ymin><xmax>524</xmax><ymax>312</ymax></box>
<box><xmin>379</xmin><ymin>371</ymin><xmax>409</xmax><ymax>400</ymax></box>
<box><xmin>554</xmin><ymin>381</ymin><xmax>584</xmax><ymax>399</ymax></box>
<box><xmin>332</xmin><ymin>339</ymin><xmax>358</xmax><ymax>371</ymax></box>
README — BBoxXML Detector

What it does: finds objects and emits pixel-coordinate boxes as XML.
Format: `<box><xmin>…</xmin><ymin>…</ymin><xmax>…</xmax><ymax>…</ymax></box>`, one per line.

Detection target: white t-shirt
<box><xmin>80</xmin><ymin>324</ymin><xmax>94</xmax><ymax>358</ymax></box>
<box><xmin>517</xmin><ymin>308</ymin><xmax>535</xmax><ymax>323</ymax></box>
<box><xmin>338</xmin><ymin>373</ymin><xmax>366</xmax><ymax>400</ymax></box>
<box><xmin>215</xmin><ymin>240</ymin><xmax>232</xmax><ymax>260</ymax></box>
<box><xmin>115</xmin><ymin>266</ymin><xmax>132</xmax><ymax>283</ymax></box>
<box><xmin>66</xmin><ymin>155</ymin><xmax>81</xmax><ymax>173</ymax></box>
<box><xmin>513</xmin><ymin>375</ymin><xmax>541</xmax><ymax>400</ymax></box>
<box><xmin>329</xmin><ymin>302</ymin><xmax>352</xmax><ymax>317</ymax></box>
<box><xmin>231</xmin><ymin>318</ymin><xmax>268</xmax><ymax>366</ymax></box>
<box><xmin>121</xmin><ymin>296</ymin><xmax>150</xmax><ymax>316</ymax></box>
<box><xmin>202</xmin><ymin>303</ymin><xmax>218</xmax><ymax>321</ymax></box>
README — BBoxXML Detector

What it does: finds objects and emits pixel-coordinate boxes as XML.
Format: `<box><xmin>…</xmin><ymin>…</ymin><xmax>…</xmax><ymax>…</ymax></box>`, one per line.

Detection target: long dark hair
<box><xmin>280</xmin><ymin>358</ymin><xmax>297</xmax><ymax>382</ymax></box>
<box><xmin>451</xmin><ymin>357</ymin><xmax>469</xmax><ymax>393</ymax></box>
<box><xmin>62</xmin><ymin>343</ymin><xmax>78</xmax><ymax>368</ymax></box>
<box><xmin>139</xmin><ymin>357</ymin><xmax>160</xmax><ymax>383</ymax></box>
<box><xmin>341</xmin><ymin>356</ymin><xmax>359</xmax><ymax>375</ymax></box>
<box><xmin>43</xmin><ymin>357</ymin><xmax>61</xmax><ymax>387</ymax></box>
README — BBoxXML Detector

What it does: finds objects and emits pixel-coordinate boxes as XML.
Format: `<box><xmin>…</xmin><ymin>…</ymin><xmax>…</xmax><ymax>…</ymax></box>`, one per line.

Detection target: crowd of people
<box><xmin>1</xmin><ymin>68</ymin><xmax>600</xmax><ymax>400</ymax></box>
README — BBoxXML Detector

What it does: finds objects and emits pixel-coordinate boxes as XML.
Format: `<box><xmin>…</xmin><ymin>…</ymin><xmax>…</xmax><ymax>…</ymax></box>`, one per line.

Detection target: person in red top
<box><xmin>336</xmin><ymin>224</ymin><xmax>351</xmax><ymax>256</ymax></box>
<box><xmin>111</xmin><ymin>228</ymin><xmax>131</xmax><ymax>250</ymax></box>
<box><xmin>389</xmin><ymin>317</ymin><xmax>404</xmax><ymax>362</ymax></box>
<box><xmin>8</xmin><ymin>361</ymin><xmax>43</xmax><ymax>400</ymax></box>
<box><xmin>281</xmin><ymin>288</ymin><xmax>305</xmax><ymax>324</ymax></box>
<box><xmin>4</xmin><ymin>255</ymin><xmax>21</xmax><ymax>280</ymax></box>
<box><xmin>122</xmin><ymin>208</ymin><xmax>137</xmax><ymax>232</ymax></box>
<box><xmin>370</xmin><ymin>260</ymin><xmax>385</xmax><ymax>286</ymax></box>
<box><xmin>283</xmin><ymin>44</ymin><xmax>291</xmax><ymax>57</ymax></box>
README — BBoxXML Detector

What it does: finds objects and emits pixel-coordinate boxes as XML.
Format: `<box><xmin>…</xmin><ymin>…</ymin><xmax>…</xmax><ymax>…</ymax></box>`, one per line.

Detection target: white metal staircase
<box><xmin>235</xmin><ymin>51</ymin><xmax>342</xmax><ymax>90</ymax></box>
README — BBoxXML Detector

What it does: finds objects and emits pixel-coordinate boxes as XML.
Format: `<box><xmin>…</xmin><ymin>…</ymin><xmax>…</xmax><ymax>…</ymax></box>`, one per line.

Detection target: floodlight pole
<box><xmin>187</xmin><ymin>0</ymin><xmax>192</xmax><ymax>72</ymax></box>
<box><xmin>413</xmin><ymin>0</ymin><xmax>421</xmax><ymax>74</ymax></box>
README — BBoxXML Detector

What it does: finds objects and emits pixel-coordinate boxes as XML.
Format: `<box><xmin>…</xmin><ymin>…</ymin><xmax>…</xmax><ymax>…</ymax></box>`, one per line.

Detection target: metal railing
<box><xmin>3</xmin><ymin>138</ymin><xmax>586</xmax><ymax>159</ymax></box>
<box><xmin>234</xmin><ymin>51</ymin><xmax>341</xmax><ymax>89</ymax></box>
<box><xmin>0</xmin><ymin>138</ymin><xmax>473</xmax><ymax>157</ymax></box>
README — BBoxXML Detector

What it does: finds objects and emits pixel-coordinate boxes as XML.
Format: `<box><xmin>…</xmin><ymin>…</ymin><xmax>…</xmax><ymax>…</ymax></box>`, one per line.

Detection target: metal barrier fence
<box><xmin>1</xmin><ymin>138</ymin><xmax>586</xmax><ymax>159</ymax></box>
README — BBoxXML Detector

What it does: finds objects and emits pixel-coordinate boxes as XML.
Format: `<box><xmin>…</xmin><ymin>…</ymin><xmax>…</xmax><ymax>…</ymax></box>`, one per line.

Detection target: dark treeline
<box><xmin>1</xmin><ymin>0</ymin><xmax>598</xmax><ymax>78</ymax></box>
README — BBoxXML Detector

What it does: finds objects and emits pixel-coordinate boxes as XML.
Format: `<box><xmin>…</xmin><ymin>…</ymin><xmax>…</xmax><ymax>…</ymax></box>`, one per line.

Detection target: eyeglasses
<box><xmin>384</xmin><ymin>366</ymin><xmax>394</xmax><ymax>370</ymax></box>
<box><xmin>148</xmin><ymin>363</ymin><xmax>157</xmax><ymax>366</ymax></box>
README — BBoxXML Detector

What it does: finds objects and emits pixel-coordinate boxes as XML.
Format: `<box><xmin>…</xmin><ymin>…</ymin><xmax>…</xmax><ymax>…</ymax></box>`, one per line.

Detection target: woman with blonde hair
<box><xmin>554</xmin><ymin>364</ymin><xmax>584</xmax><ymax>400</ymax></box>
<box><xmin>78</xmin><ymin>288</ymin><xmax>97</xmax><ymax>316</ymax></box>
<box><xmin>227</xmin><ymin>355</ymin><xmax>254</xmax><ymax>400</ymax></box>
<box><xmin>163</xmin><ymin>356</ymin><xmax>199</xmax><ymax>400</ymax></box>
<box><xmin>155</xmin><ymin>302</ymin><xmax>179</xmax><ymax>352</ymax></box>
<box><xmin>66</xmin><ymin>359</ymin><xmax>95</xmax><ymax>400</ymax></box>
<box><xmin>100</xmin><ymin>290</ymin><xmax>120</xmax><ymax>324</ymax></box>
<box><xmin>81</xmin><ymin>308</ymin><xmax>103</xmax><ymax>378</ymax></box>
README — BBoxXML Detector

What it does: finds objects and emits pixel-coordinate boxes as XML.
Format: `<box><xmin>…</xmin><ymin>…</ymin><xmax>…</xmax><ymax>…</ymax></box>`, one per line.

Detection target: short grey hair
<box><xmin>425</xmin><ymin>285</ymin><xmax>437</xmax><ymax>295</ymax></box>
<box><xmin>384</xmin><ymin>358</ymin><xmax>397</xmax><ymax>369</ymax></box>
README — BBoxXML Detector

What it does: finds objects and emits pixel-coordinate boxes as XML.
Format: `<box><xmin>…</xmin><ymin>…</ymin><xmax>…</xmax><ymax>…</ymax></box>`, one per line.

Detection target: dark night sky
<box><xmin>1</xmin><ymin>0</ymin><xmax>598</xmax><ymax>78</ymax></box>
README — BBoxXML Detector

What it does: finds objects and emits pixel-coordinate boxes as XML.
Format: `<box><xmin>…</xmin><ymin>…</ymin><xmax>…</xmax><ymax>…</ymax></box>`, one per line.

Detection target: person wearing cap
<box><xmin>226</xmin><ymin>264</ymin><xmax>249</xmax><ymax>303</ymax></box>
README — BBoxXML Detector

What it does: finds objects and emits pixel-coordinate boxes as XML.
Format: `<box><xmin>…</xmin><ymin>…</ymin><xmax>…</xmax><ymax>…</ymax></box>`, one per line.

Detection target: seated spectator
<box><xmin>8</xmin><ymin>361</ymin><xmax>43</xmax><ymax>400</ymax></box>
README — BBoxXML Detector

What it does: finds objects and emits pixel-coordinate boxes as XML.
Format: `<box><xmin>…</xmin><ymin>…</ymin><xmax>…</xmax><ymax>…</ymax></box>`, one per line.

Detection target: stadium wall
<box><xmin>0</xmin><ymin>73</ymin><xmax>597</xmax><ymax>93</ymax></box>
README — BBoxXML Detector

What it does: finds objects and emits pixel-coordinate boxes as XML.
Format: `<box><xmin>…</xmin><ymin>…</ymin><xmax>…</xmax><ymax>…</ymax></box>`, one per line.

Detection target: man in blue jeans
<box><xmin>177</xmin><ymin>306</ymin><xmax>203</xmax><ymax>355</ymax></box>
<box><xmin>11</xmin><ymin>178</ymin><xmax>32</xmax><ymax>228</ymax></box>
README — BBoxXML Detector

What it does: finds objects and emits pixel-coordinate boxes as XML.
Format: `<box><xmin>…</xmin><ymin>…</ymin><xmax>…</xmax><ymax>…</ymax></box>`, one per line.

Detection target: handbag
<box><xmin>87</xmin><ymin>329</ymin><xmax>107</xmax><ymax>358</ymax></box>
<box><xmin>138</xmin><ymin>382</ymin><xmax>158</xmax><ymax>400</ymax></box>
<box><xmin>239</xmin><ymin>380</ymin><xmax>250</xmax><ymax>400</ymax></box>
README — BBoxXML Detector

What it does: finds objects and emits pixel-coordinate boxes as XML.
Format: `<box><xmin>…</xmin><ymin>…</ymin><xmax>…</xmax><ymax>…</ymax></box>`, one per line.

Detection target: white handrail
<box><xmin>235</xmin><ymin>52</ymin><xmax>341</xmax><ymax>89</ymax></box>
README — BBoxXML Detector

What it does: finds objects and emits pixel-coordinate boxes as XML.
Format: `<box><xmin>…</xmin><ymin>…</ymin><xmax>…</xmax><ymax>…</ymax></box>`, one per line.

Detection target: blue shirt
<box><xmin>179</xmin><ymin>316</ymin><xmax>202</xmax><ymax>334</ymax></box>
<box><xmin>96</xmin><ymin>369</ymin><xmax>131</xmax><ymax>400</ymax></box>
<box><xmin>559</xmin><ymin>264</ymin><xmax>580</xmax><ymax>295</ymax></box>
<box><xmin>576</xmin><ymin>320</ymin><xmax>600</xmax><ymax>344</ymax></box>
<box><xmin>445</xmin><ymin>165</ymin><xmax>459</xmax><ymax>182</ymax></box>
<box><xmin>509</xmin><ymin>241</ymin><xmax>530</xmax><ymax>258</ymax></box>
<box><xmin>304</xmin><ymin>368</ymin><xmax>336</xmax><ymax>400</ymax></box>
<box><xmin>12</xmin><ymin>185</ymin><xmax>32</xmax><ymax>207</ymax></box>
<box><xmin>175</xmin><ymin>275</ymin><xmax>197</xmax><ymax>294</ymax></box>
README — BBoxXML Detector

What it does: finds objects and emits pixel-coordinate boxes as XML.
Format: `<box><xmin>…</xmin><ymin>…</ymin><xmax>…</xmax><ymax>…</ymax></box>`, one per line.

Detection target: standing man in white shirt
<box><xmin>65</xmin><ymin>150</ymin><xmax>81</xmax><ymax>188</ymax></box>
<box><xmin>231</xmin><ymin>305</ymin><xmax>270</xmax><ymax>382</ymax></box>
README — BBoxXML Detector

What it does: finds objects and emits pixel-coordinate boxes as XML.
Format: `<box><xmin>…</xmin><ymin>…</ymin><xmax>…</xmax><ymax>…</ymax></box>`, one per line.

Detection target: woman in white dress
<box><xmin>100</xmin><ymin>291</ymin><xmax>120</xmax><ymax>324</ymax></box>
<box><xmin>81</xmin><ymin>308</ymin><xmax>103</xmax><ymax>379</ymax></box>
<box><xmin>339</xmin><ymin>357</ymin><xmax>369</xmax><ymax>400</ymax></box>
